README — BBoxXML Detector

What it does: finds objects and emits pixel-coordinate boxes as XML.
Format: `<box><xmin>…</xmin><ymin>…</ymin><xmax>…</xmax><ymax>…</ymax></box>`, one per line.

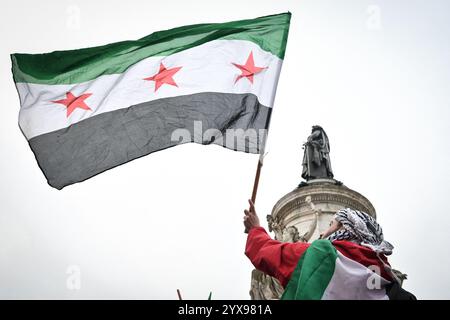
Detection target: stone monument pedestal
<box><xmin>271</xmin><ymin>179</ymin><xmax>376</xmax><ymax>243</ymax></box>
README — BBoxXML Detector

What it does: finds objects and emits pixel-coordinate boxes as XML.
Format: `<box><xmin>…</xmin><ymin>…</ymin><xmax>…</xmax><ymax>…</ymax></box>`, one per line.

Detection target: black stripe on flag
<box><xmin>28</xmin><ymin>92</ymin><xmax>271</xmax><ymax>189</ymax></box>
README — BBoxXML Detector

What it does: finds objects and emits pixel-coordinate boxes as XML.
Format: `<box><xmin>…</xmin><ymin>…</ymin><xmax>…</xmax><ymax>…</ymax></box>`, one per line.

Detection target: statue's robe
<box><xmin>301</xmin><ymin>143</ymin><xmax>330</xmax><ymax>179</ymax></box>
<box><xmin>245</xmin><ymin>227</ymin><xmax>394</xmax><ymax>299</ymax></box>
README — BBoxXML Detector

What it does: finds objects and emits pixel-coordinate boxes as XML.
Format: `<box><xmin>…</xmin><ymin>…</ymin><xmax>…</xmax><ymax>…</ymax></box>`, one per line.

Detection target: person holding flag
<box><xmin>243</xmin><ymin>199</ymin><xmax>416</xmax><ymax>300</ymax></box>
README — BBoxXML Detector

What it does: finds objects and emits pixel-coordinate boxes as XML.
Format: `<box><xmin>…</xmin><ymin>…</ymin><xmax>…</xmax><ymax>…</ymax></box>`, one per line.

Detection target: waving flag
<box><xmin>11</xmin><ymin>13</ymin><xmax>290</xmax><ymax>189</ymax></box>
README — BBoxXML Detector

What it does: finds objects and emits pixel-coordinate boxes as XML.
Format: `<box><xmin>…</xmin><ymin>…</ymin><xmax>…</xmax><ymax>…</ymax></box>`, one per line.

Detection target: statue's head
<box><xmin>312</xmin><ymin>125</ymin><xmax>323</xmax><ymax>133</ymax></box>
<box><xmin>282</xmin><ymin>226</ymin><xmax>300</xmax><ymax>243</ymax></box>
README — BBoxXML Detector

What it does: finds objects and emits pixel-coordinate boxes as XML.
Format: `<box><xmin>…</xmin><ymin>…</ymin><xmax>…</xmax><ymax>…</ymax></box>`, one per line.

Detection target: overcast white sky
<box><xmin>1</xmin><ymin>0</ymin><xmax>449</xmax><ymax>299</ymax></box>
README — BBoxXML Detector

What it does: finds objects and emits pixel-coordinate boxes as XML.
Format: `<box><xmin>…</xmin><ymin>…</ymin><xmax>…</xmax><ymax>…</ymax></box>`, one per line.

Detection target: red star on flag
<box><xmin>232</xmin><ymin>51</ymin><xmax>266</xmax><ymax>84</ymax></box>
<box><xmin>144</xmin><ymin>63</ymin><xmax>182</xmax><ymax>91</ymax></box>
<box><xmin>52</xmin><ymin>92</ymin><xmax>92</xmax><ymax>117</ymax></box>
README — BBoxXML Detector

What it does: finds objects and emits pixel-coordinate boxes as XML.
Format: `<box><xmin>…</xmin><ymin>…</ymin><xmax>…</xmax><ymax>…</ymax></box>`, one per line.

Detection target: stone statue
<box><xmin>301</xmin><ymin>196</ymin><xmax>321</xmax><ymax>242</ymax></box>
<box><xmin>301</xmin><ymin>126</ymin><xmax>334</xmax><ymax>181</ymax></box>
<box><xmin>392</xmin><ymin>269</ymin><xmax>408</xmax><ymax>286</ymax></box>
<box><xmin>267</xmin><ymin>215</ymin><xmax>283</xmax><ymax>241</ymax></box>
<box><xmin>282</xmin><ymin>226</ymin><xmax>301</xmax><ymax>243</ymax></box>
<box><xmin>249</xmin><ymin>269</ymin><xmax>284</xmax><ymax>300</ymax></box>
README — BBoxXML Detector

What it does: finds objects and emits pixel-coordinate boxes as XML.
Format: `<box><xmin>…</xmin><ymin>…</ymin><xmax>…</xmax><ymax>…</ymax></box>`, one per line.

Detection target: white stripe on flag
<box><xmin>17</xmin><ymin>39</ymin><xmax>282</xmax><ymax>139</ymax></box>
<box><xmin>322</xmin><ymin>251</ymin><xmax>390</xmax><ymax>300</ymax></box>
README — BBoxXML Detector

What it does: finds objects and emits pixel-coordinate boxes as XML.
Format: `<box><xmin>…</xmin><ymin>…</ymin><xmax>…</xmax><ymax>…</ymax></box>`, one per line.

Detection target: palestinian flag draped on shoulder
<box><xmin>281</xmin><ymin>240</ymin><xmax>391</xmax><ymax>300</ymax></box>
<box><xmin>11</xmin><ymin>13</ymin><xmax>291</xmax><ymax>189</ymax></box>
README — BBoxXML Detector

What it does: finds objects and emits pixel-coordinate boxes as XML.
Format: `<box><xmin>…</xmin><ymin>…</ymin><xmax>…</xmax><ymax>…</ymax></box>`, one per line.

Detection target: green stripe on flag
<box><xmin>11</xmin><ymin>12</ymin><xmax>290</xmax><ymax>85</ymax></box>
<box><xmin>281</xmin><ymin>240</ymin><xmax>337</xmax><ymax>300</ymax></box>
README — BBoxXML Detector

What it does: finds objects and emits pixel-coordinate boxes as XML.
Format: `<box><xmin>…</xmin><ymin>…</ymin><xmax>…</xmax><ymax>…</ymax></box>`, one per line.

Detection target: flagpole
<box><xmin>245</xmin><ymin>151</ymin><xmax>267</xmax><ymax>234</ymax></box>
<box><xmin>250</xmin><ymin>154</ymin><xmax>264</xmax><ymax>204</ymax></box>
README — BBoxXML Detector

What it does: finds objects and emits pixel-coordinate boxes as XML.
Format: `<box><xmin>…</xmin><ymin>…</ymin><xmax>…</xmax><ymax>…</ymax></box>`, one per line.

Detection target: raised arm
<box><xmin>243</xmin><ymin>200</ymin><xmax>310</xmax><ymax>287</ymax></box>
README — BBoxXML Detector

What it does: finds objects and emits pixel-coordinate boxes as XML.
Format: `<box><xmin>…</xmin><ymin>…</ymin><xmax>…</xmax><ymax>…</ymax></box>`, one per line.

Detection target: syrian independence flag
<box><xmin>281</xmin><ymin>240</ymin><xmax>391</xmax><ymax>300</ymax></box>
<box><xmin>11</xmin><ymin>13</ymin><xmax>290</xmax><ymax>189</ymax></box>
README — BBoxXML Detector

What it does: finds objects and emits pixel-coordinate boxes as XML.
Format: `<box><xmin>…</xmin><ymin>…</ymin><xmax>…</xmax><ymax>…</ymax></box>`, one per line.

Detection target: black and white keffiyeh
<box><xmin>327</xmin><ymin>208</ymin><xmax>394</xmax><ymax>255</ymax></box>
